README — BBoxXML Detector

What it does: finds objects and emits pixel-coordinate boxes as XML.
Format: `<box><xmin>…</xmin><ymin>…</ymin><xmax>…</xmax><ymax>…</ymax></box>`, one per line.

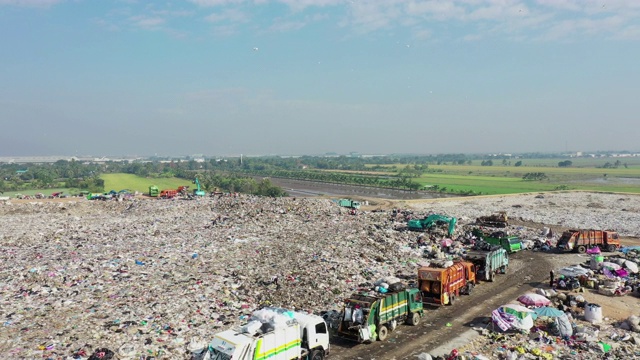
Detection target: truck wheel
<box><xmin>449</xmin><ymin>293</ymin><xmax>456</xmax><ymax>305</ymax></box>
<box><xmin>466</xmin><ymin>283</ymin><xmax>474</xmax><ymax>295</ymax></box>
<box><xmin>606</xmin><ymin>244</ymin><xmax>616</xmax><ymax>252</ymax></box>
<box><xmin>377</xmin><ymin>325</ymin><xmax>389</xmax><ymax>341</ymax></box>
<box><xmin>577</xmin><ymin>245</ymin><xmax>586</xmax><ymax>254</ymax></box>
<box><xmin>309</xmin><ymin>349</ymin><xmax>324</xmax><ymax>360</ymax></box>
<box><xmin>407</xmin><ymin>312</ymin><xmax>421</xmax><ymax>326</ymax></box>
<box><xmin>489</xmin><ymin>273</ymin><xmax>495</xmax><ymax>282</ymax></box>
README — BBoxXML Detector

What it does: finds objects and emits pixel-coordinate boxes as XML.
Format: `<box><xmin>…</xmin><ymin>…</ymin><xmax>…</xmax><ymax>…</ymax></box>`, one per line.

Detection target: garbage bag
<box><xmin>556</xmin><ymin>313</ymin><xmax>573</xmax><ymax>337</ymax></box>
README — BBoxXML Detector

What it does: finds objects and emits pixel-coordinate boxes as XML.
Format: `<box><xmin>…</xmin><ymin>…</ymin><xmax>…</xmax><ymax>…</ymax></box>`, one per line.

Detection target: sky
<box><xmin>1</xmin><ymin>0</ymin><xmax>639</xmax><ymax>157</ymax></box>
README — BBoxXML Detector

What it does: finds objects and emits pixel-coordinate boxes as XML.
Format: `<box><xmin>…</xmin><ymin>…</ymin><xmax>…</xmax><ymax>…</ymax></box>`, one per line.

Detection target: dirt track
<box><xmin>328</xmin><ymin>251</ymin><xmax>553</xmax><ymax>359</ymax></box>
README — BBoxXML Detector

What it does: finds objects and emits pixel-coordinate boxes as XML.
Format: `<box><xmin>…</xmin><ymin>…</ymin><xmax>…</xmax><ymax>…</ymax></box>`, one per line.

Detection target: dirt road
<box><xmin>328</xmin><ymin>250</ymin><xmax>553</xmax><ymax>359</ymax></box>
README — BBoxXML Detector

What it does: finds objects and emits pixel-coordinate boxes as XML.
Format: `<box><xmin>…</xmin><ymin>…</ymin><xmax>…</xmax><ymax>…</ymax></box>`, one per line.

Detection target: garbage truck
<box><xmin>557</xmin><ymin>229</ymin><xmax>621</xmax><ymax>253</ymax></box>
<box><xmin>337</xmin><ymin>199</ymin><xmax>361</xmax><ymax>209</ymax></box>
<box><xmin>418</xmin><ymin>261</ymin><xmax>476</xmax><ymax>305</ymax></box>
<box><xmin>472</xmin><ymin>228</ymin><xmax>523</xmax><ymax>254</ymax></box>
<box><xmin>337</xmin><ymin>288</ymin><xmax>423</xmax><ymax>343</ymax></box>
<box><xmin>208</xmin><ymin>308</ymin><xmax>330</xmax><ymax>360</ymax></box>
<box><xmin>463</xmin><ymin>247</ymin><xmax>508</xmax><ymax>281</ymax></box>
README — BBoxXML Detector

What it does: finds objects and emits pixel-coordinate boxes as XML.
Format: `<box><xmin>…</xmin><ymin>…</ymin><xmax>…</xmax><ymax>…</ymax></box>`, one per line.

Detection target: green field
<box><xmin>101</xmin><ymin>173</ymin><xmax>191</xmax><ymax>194</ymax></box>
<box><xmin>362</xmin><ymin>158</ymin><xmax>640</xmax><ymax>195</ymax></box>
<box><xmin>414</xmin><ymin>173</ymin><xmax>640</xmax><ymax>195</ymax></box>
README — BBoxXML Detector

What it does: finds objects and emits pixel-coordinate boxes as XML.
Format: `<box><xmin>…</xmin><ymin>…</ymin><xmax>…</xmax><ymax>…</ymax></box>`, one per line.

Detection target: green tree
<box><xmin>514</xmin><ymin>161</ymin><xmax>522</xmax><ymax>167</ymax></box>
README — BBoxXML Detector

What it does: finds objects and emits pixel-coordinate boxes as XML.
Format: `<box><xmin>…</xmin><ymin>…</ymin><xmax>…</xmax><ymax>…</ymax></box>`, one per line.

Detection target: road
<box><xmin>327</xmin><ymin>250</ymin><xmax>552</xmax><ymax>359</ymax></box>
<box><xmin>262</xmin><ymin>177</ymin><xmax>458</xmax><ymax>200</ymax></box>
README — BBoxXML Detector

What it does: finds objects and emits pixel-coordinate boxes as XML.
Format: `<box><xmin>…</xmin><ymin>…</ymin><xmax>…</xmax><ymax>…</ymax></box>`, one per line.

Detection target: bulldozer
<box><xmin>476</xmin><ymin>211</ymin><xmax>508</xmax><ymax>228</ymax></box>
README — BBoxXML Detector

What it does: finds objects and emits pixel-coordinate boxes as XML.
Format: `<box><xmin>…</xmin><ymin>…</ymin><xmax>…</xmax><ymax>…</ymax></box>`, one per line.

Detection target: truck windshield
<box><xmin>210</xmin><ymin>349</ymin><xmax>232</xmax><ymax>360</ymax></box>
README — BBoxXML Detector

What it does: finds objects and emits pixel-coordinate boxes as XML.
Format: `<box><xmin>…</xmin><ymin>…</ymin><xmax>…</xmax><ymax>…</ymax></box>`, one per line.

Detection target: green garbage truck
<box><xmin>473</xmin><ymin>229</ymin><xmax>523</xmax><ymax>254</ymax></box>
<box><xmin>337</xmin><ymin>288</ymin><xmax>423</xmax><ymax>343</ymax></box>
<box><xmin>337</xmin><ymin>199</ymin><xmax>361</xmax><ymax>209</ymax></box>
<box><xmin>463</xmin><ymin>247</ymin><xmax>509</xmax><ymax>282</ymax></box>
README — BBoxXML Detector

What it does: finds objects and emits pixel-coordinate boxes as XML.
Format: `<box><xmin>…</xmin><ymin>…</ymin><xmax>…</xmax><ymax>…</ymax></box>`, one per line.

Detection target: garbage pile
<box><xmin>0</xmin><ymin>196</ymin><xmax>427</xmax><ymax>358</ymax></box>
<box><xmin>1</xmin><ymin>193</ymin><xmax>637</xmax><ymax>359</ymax></box>
<box><xmin>430</xmin><ymin>263</ymin><xmax>640</xmax><ymax>360</ymax></box>
<box><xmin>433</xmin><ymin>290</ymin><xmax>640</xmax><ymax>359</ymax></box>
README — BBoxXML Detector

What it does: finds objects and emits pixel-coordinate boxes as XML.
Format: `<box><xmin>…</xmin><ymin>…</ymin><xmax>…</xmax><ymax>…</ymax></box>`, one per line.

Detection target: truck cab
<box><xmin>209</xmin><ymin>311</ymin><xmax>329</xmax><ymax>360</ymax></box>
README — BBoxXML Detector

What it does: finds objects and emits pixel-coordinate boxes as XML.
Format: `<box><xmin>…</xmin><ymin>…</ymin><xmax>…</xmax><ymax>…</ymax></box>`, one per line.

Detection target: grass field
<box><xmin>356</xmin><ymin>158</ymin><xmax>640</xmax><ymax>195</ymax></box>
<box><xmin>101</xmin><ymin>173</ymin><xmax>191</xmax><ymax>194</ymax></box>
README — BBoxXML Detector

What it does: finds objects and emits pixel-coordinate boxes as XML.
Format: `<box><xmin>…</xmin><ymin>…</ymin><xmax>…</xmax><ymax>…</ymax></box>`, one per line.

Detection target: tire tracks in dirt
<box><xmin>328</xmin><ymin>251</ymin><xmax>552</xmax><ymax>359</ymax></box>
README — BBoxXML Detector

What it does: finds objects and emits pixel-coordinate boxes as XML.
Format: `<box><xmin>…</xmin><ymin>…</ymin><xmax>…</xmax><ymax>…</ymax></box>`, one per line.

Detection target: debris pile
<box><xmin>0</xmin><ymin>196</ymin><xmax>425</xmax><ymax>358</ymax></box>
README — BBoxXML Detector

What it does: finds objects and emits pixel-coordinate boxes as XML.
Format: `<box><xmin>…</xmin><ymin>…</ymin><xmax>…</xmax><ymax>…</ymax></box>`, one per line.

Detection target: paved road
<box><xmin>264</xmin><ymin>177</ymin><xmax>458</xmax><ymax>200</ymax></box>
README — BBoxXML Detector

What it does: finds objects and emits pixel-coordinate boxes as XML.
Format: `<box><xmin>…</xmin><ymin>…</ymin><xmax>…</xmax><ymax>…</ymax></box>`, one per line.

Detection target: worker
<box><xmin>550</xmin><ymin>270</ymin><xmax>555</xmax><ymax>288</ymax></box>
<box><xmin>558</xmin><ymin>277</ymin><xmax>566</xmax><ymax>289</ymax></box>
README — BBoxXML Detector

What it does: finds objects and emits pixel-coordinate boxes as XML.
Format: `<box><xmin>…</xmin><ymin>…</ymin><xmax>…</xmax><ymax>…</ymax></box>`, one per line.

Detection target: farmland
<box><xmin>356</xmin><ymin>158</ymin><xmax>640</xmax><ymax>195</ymax></box>
<box><xmin>101</xmin><ymin>173</ymin><xmax>191</xmax><ymax>194</ymax></box>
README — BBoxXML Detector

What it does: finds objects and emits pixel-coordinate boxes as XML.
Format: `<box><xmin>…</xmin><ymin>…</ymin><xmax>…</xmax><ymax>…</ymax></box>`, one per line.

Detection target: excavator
<box><xmin>408</xmin><ymin>214</ymin><xmax>457</xmax><ymax>236</ymax></box>
<box><xmin>193</xmin><ymin>177</ymin><xmax>206</xmax><ymax>197</ymax></box>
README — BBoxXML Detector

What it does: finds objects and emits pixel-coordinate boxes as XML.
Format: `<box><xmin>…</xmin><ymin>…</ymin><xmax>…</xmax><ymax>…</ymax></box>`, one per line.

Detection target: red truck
<box><xmin>418</xmin><ymin>261</ymin><xmax>476</xmax><ymax>306</ymax></box>
<box><xmin>557</xmin><ymin>229</ymin><xmax>621</xmax><ymax>253</ymax></box>
<box><xmin>159</xmin><ymin>189</ymin><xmax>177</xmax><ymax>199</ymax></box>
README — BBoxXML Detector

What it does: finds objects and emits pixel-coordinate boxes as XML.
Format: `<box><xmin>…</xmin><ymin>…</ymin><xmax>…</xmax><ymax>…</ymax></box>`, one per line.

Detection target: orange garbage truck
<box><xmin>418</xmin><ymin>261</ymin><xmax>476</xmax><ymax>306</ymax></box>
<box><xmin>557</xmin><ymin>229</ymin><xmax>621</xmax><ymax>253</ymax></box>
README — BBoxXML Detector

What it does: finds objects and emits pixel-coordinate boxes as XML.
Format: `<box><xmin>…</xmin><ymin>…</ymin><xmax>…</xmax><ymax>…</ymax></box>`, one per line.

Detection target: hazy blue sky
<box><xmin>1</xmin><ymin>0</ymin><xmax>639</xmax><ymax>157</ymax></box>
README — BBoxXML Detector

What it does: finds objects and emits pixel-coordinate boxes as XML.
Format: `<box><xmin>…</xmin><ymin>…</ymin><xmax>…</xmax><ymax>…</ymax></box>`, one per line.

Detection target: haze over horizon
<box><xmin>1</xmin><ymin>0</ymin><xmax>639</xmax><ymax>157</ymax></box>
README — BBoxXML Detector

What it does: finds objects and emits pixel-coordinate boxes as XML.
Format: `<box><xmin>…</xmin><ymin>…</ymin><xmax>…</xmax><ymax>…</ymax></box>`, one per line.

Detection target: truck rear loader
<box><xmin>557</xmin><ymin>229</ymin><xmax>621</xmax><ymax>253</ymax></box>
<box><xmin>418</xmin><ymin>261</ymin><xmax>476</xmax><ymax>305</ymax></box>
<box><xmin>208</xmin><ymin>308</ymin><xmax>330</xmax><ymax>360</ymax></box>
<box><xmin>337</xmin><ymin>288</ymin><xmax>423</xmax><ymax>343</ymax></box>
<box><xmin>463</xmin><ymin>247</ymin><xmax>508</xmax><ymax>282</ymax></box>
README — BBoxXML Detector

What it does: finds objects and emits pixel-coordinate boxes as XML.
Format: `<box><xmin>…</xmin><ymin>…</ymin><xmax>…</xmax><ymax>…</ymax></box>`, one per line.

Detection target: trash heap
<box><xmin>0</xmin><ymin>196</ymin><xmax>426</xmax><ymax>359</ymax></box>
<box><xmin>1</xmin><ymin>192</ymin><xmax>637</xmax><ymax>359</ymax></box>
<box><xmin>433</xmin><ymin>288</ymin><xmax>640</xmax><ymax>359</ymax></box>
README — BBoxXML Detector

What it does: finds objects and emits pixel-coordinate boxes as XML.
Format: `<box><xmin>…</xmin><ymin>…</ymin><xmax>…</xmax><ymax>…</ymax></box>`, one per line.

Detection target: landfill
<box><xmin>432</xmin><ymin>246</ymin><xmax>640</xmax><ymax>360</ymax></box>
<box><xmin>1</xmin><ymin>192</ymin><xmax>639</xmax><ymax>359</ymax></box>
<box><xmin>0</xmin><ymin>196</ymin><xmax>429</xmax><ymax>359</ymax></box>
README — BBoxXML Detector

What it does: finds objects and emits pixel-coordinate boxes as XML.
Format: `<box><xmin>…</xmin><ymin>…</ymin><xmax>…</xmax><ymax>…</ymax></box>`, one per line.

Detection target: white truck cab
<box><xmin>208</xmin><ymin>309</ymin><xmax>330</xmax><ymax>360</ymax></box>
